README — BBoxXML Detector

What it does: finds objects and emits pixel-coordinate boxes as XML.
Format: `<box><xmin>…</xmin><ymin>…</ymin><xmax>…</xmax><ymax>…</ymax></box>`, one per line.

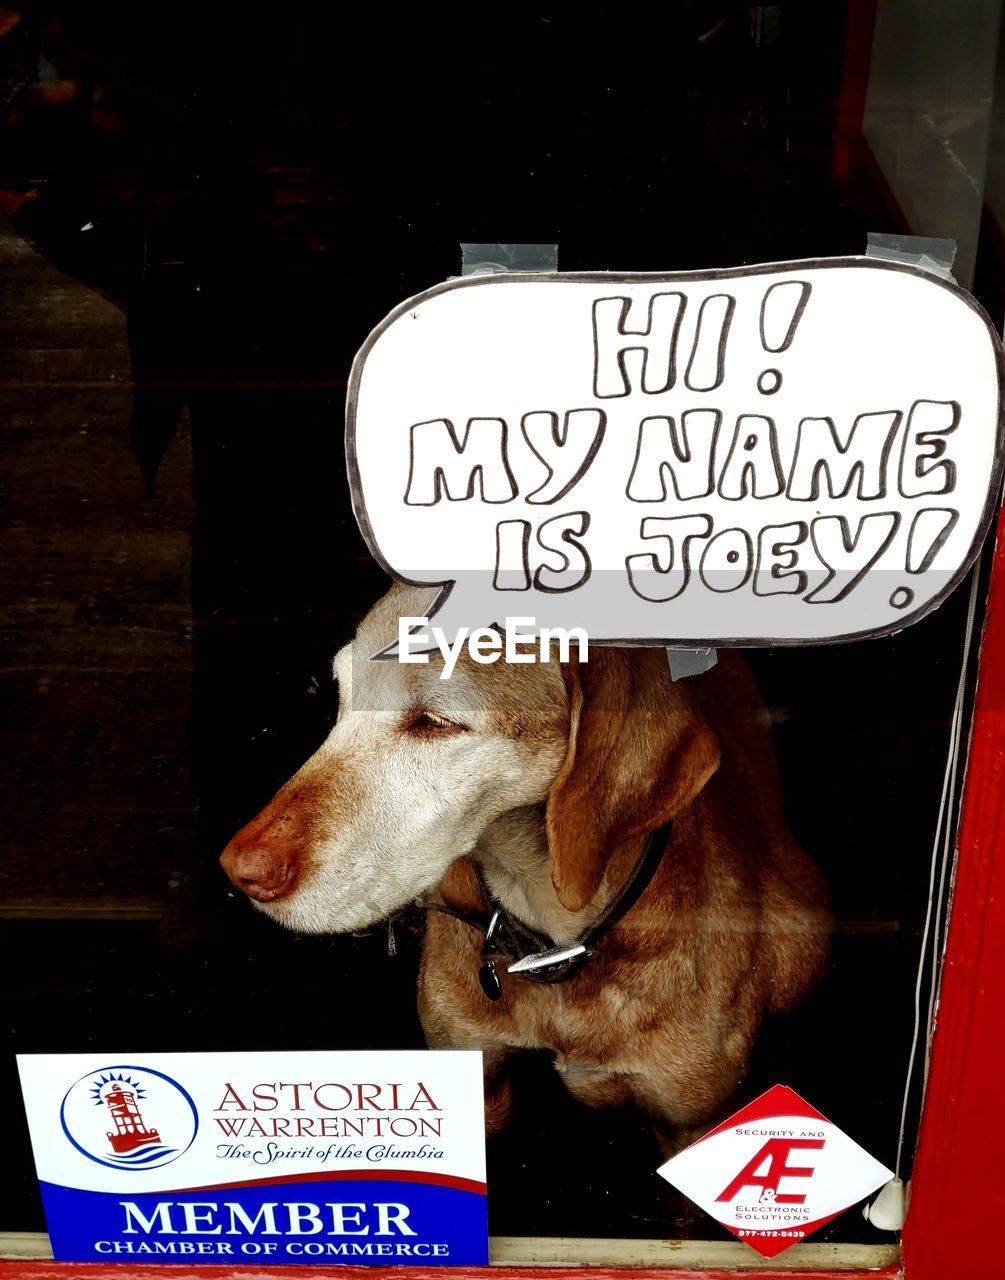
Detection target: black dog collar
<box><xmin>425</xmin><ymin>820</ymin><xmax>674</xmax><ymax>1000</ymax></box>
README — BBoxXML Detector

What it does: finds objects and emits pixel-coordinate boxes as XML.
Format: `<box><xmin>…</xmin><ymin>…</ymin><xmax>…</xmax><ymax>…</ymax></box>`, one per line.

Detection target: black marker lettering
<box><xmin>405</xmin><ymin>417</ymin><xmax>517</xmax><ymax>505</ymax></box>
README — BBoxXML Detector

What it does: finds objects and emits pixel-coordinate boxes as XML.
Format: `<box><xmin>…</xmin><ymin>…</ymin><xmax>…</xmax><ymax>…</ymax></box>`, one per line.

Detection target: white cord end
<box><xmin>862</xmin><ymin>1177</ymin><xmax>906</xmax><ymax>1231</ymax></box>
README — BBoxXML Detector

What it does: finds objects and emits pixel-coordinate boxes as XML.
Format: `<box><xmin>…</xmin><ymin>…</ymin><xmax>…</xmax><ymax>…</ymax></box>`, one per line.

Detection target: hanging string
<box><xmin>894</xmin><ymin>564</ymin><xmax>981</xmax><ymax>1179</ymax></box>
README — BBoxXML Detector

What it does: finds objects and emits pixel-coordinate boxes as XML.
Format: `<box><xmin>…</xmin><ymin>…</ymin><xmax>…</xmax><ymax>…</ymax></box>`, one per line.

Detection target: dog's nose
<box><xmin>220</xmin><ymin>842</ymin><xmax>296</xmax><ymax>902</ymax></box>
<box><xmin>221</xmin><ymin>792</ymin><xmax>312</xmax><ymax>903</ymax></box>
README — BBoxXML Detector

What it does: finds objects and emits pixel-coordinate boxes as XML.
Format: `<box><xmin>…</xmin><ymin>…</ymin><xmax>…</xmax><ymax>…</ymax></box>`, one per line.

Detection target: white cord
<box><xmin>924</xmin><ymin>566</ymin><xmax>982</xmax><ymax>1078</ymax></box>
<box><xmin>893</xmin><ymin>564</ymin><xmax>981</xmax><ymax>1178</ymax></box>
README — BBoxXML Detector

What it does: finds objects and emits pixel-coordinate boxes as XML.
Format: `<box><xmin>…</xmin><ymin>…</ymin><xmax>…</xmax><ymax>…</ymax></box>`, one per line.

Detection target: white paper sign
<box><xmin>18</xmin><ymin>1050</ymin><xmax>487</xmax><ymax>1266</ymax></box>
<box><xmin>348</xmin><ymin>260</ymin><xmax>1004</xmax><ymax>649</ymax></box>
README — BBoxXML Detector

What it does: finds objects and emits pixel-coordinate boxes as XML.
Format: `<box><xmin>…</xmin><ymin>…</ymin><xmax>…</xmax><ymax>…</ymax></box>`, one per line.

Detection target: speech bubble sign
<box><xmin>347</xmin><ymin>259</ymin><xmax>1005</xmax><ymax>649</ymax></box>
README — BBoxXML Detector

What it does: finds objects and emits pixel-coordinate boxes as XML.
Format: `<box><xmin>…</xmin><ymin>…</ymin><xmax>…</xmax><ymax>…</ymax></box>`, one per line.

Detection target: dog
<box><xmin>221</xmin><ymin>582</ymin><xmax>829</xmax><ymax>1153</ymax></box>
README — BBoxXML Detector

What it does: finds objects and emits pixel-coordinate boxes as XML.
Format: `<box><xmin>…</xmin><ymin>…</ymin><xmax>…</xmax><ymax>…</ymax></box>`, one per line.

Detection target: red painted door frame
<box><xmin>5</xmin><ymin>8</ymin><xmax>1004</xmax><ymax>1280</ymax></box>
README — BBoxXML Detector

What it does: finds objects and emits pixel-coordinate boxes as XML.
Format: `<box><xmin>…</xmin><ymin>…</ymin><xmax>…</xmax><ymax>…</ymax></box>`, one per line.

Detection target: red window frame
<box><xmin>3</xmin><ymin>3</ymin><xmax>1000</xmax><ymax>1274</ymax></box>
<box><xmin>3</xmin><ymin>9</ymin><xmax>998</xmax><ymax>1254</ymax></box>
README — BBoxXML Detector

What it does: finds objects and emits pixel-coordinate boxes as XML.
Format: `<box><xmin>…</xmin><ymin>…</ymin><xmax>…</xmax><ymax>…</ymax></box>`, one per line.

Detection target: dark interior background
<box><xmin>0</xmin><ymin>2</ymin><xmax>990</xmax><ymax>1245</ymax></box>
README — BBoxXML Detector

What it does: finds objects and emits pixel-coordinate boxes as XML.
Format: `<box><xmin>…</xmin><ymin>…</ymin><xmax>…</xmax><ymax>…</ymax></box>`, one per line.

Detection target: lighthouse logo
<box><xmin>60</xmin><ymin>1064</ymin><xmax>198</xmax><ymax>1171</ymax></box>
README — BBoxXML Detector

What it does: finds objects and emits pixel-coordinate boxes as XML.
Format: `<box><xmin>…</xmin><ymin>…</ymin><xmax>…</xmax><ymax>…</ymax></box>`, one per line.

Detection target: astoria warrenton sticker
<box><xmin>20</xmin><ymin>1050</ymin><xmax>488</xmax><ymax>1266</ymax></box>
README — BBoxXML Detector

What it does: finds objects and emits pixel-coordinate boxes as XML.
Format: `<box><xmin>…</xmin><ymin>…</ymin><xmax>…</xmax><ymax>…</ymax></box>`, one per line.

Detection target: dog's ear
<box><xmin>545</xmin><ymin>648</ymin><xmax>720</xmax><ymax>912</ymax></box>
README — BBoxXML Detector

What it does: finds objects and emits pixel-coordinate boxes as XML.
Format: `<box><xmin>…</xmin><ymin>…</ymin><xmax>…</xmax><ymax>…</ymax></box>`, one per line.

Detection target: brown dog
<box><xmin>221</xmin><ymin>584</ymin><xmax>829</xmax><ymax>1152</ymax></box>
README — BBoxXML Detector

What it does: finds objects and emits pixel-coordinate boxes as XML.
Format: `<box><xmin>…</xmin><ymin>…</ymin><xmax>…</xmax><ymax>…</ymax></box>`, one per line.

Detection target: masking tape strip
<box><xmin>460</xmin><ymin>243</ymin><xmax>559</xmax><ymax>276</ymax></box>
<box><xmin>665</xmin><ymin>648</ymin><xmax>719</xmax><ymax>681</ymax></box>
<box><xmin>865</xmin><ymin>232</ymin><xmax>958</xmax><ymax>281</ymax></box>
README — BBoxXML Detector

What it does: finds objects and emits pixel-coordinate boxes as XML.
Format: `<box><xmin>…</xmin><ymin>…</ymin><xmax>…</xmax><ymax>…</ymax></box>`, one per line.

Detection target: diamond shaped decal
<box><xmin>657</xmin><ymin>1084</ymin><xmax>894</xmax><ymax>1258</ymax></box>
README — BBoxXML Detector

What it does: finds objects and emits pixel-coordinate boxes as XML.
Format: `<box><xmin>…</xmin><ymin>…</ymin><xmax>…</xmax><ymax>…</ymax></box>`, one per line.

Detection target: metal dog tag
<box><xmin>507</xmin><ymin>943</ymin><xmax>588</xmax><ymax>974</ymax></box>
<box><xmin>479</xmin><ymin>960</ymin><xmax>503</xmax><ymax>1001</ymax></box>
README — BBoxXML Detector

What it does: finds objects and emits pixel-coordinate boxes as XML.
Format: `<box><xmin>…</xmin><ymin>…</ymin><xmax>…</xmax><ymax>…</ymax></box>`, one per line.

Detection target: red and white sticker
<box><xmin>657</xmin><ymin>1084</ymin><xmax>893</xmax><ymax>1258</ymax></box>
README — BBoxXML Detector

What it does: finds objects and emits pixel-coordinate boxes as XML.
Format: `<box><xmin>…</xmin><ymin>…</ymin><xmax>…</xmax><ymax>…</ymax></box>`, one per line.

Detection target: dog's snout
<box><xmin>221</xmin><ymin>807</ymin><xmax>303</xmax><ymax>902</ymax></box>
<box><xmin>221</xmin><ymin>843</ymin><xmax>296</xmax><ymax>902</ymax></box>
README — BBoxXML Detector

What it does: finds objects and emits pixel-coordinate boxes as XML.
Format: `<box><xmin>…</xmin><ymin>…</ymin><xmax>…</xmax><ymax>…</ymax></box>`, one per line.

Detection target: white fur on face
<box><xmin>255</xmin><ymin>586</ymin><xmax>569</xmax><ymax>934</ymax></box>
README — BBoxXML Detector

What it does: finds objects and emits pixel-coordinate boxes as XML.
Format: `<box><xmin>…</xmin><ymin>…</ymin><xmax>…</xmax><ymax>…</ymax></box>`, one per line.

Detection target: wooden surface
<box><xmin>0</xmin><ymin>1268</ymin><xmax>902</xmax><ymax>1280</ymax></box>
<box><xmin>0</xmin><ymin>1234</ymin><xmax>900</xmax><ymax>1272</ymax></box>
<box><xmin>0</xmin><ymin>1268</ymin><xmax>903</xmax><ymax>1280</ymax></box>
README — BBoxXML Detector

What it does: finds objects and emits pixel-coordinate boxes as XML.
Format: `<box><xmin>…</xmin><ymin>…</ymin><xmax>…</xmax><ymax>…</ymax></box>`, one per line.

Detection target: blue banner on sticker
<box><xmin>39</xmin><ymin>1178</ymin><xmax>488</xmax><ymax>1265</ymax></box>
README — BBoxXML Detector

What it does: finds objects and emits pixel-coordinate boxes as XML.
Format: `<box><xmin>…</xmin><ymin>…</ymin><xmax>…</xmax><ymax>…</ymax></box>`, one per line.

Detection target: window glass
<box><xmin>2</xmin><ymin>2</ymin><xmax>1002</xmax><ymax>1260</ymax></box>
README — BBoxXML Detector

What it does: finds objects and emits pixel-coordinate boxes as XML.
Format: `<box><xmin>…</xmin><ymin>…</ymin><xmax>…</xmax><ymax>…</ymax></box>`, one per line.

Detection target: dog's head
<box><xmin>220</xmin><ymin>584</ymin><xmax>719</xmax><ymax>932</ymax></box>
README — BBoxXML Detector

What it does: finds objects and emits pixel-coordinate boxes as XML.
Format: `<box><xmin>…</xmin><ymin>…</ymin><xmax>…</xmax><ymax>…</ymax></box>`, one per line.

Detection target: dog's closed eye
<box><xmin>405</xmin><ymin>709</ymin><xmax>468</xmax><ymax>736</ymax></box>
